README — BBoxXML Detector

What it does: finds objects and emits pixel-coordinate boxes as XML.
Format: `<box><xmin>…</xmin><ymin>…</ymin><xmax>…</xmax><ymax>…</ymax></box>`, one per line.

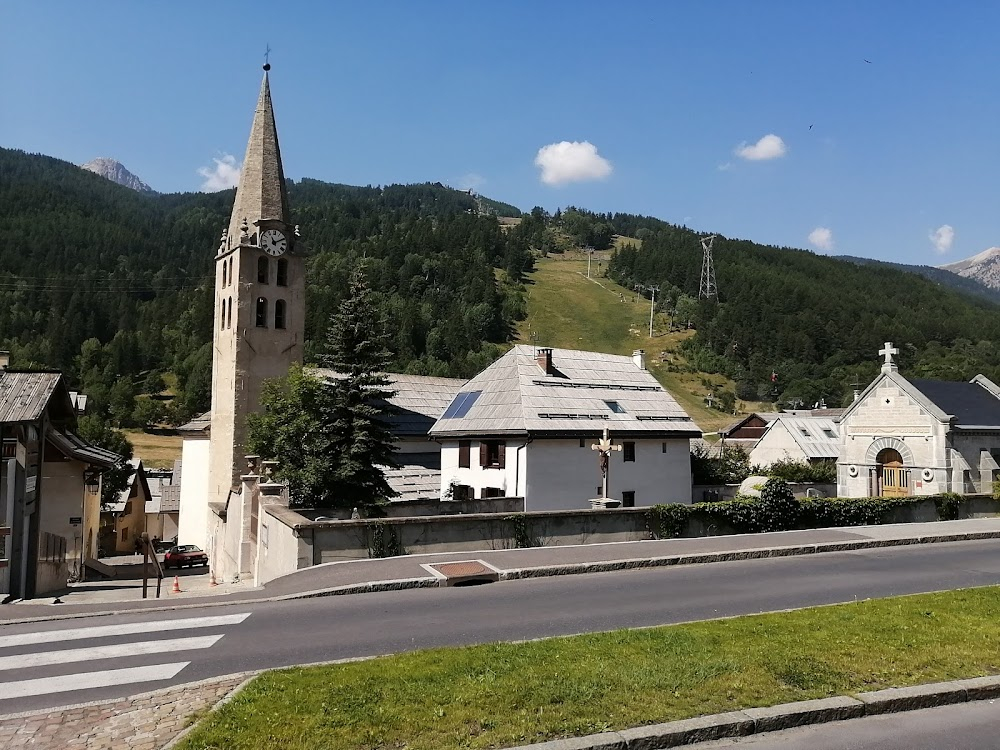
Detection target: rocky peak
<box><xmin>80</xmin><ymin>158</ymin><xmax>155</xmax><ymax>193</ymax></box>
<box><xmin>939</xmin><ymin>247</ymin><xmax>1000</xmax><ymax>290</ymax></box>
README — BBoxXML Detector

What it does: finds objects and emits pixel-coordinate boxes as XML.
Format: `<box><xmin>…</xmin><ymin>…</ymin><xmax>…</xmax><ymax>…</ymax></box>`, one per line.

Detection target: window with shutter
<box><xmin>459</xmin><ymin>440</ymin><xmax>471</xmax><ymax>468</ymax></box>
<box><xmin>479</xmin><ymin>441</ymin><xmax>488</xmax><ymax>467</ymax></box>
<box><xmin>481</xmin><ymin>440</ymin><xmax>505</xmax><ymax>468</ymax></box>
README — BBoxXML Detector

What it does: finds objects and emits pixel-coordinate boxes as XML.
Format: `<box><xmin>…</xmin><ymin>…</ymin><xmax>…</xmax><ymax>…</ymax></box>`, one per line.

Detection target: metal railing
<box><xmin>139</xmin><ymin>532</ymin><xmax>164</xmax><ymax>598</ymax></box>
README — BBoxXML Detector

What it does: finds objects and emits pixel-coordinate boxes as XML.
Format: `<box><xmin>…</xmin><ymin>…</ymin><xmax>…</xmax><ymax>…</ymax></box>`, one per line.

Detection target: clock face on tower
<box><xmin>260</xmin><ymin>228</ymin><xmax>287</xmax><ymax>256</ymax></box>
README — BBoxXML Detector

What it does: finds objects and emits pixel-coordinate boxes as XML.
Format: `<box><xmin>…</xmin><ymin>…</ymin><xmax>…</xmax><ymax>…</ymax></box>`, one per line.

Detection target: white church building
<box><xmin>837</xmin><ymin>342</ymin><xmax>1000</xmax><ymax>498</ymax></box>
<box><xmin>429</xmin><ymin>346</ymin><xmax>701</xmax><ymax>510</ymax></box>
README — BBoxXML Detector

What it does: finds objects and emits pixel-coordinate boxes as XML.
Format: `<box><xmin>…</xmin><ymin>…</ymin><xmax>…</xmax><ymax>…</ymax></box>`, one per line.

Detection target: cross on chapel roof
<box><xmin>880</xmin><ymin>341</ymin><xmax>898</xmax><ymax>374</ymax></box>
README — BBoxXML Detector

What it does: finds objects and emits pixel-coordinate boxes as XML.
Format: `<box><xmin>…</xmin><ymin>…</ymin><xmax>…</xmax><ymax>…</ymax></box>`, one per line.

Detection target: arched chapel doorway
<box><xmin>876</xmin><ymin>448</ymin><xmax>909</xmax><ymax>497</ymax></box>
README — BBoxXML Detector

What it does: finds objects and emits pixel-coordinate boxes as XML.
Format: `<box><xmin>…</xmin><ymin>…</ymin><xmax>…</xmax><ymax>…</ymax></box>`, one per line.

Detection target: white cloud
<box><xmin>735</xmin><ymin>134</ymin><xmax>787</xmax><ymax>161</ymax></box>
<box><xmin>716</xmin><ymin>162</ymin><xmax>732</xmax><ymax>172</ymax></box>
<box><xmin>198</xmin><ymin>153</ymin><xmax>241</xmax><ymax>191</ymax></box>
<box><xmin>534</xmin><ymin>141</ymin><xmax>612</xmax><ymax>186</ymax></box>
<box><xmin>808</xmin><ymin>227</ymin><xmax>834</xmax><ymax>251</ymax></box>
<box><xmin>929</xmin><ymin>224</ymin><xmax>955</xmax><ymax>254</ymax></box>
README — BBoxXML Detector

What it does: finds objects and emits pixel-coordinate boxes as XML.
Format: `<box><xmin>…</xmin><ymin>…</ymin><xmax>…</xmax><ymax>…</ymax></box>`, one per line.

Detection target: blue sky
<box><xmin>2</xmin><ymin>1</ymin><xmax>998</xmax><ymax>265</ymax></box>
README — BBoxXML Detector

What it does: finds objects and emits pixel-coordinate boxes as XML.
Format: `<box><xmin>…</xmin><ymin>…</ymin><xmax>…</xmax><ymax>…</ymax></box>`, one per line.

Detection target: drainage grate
<box><xmin>422</xmin><ymin>560</ymin><xmax>501</xmax><ymax>587</ymax></box>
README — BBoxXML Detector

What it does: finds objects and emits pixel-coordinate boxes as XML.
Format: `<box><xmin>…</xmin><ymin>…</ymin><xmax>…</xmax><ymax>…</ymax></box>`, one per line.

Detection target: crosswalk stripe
<box><xmin>0</xmin><ymin>612</ymin><xmax>251</xmax><ymax>649</ymax></box>
<box><xmin>0</xmin><ymin>634</ymin><xmax>223</xmax><ymax>672</ymax></box>
<box><xmin>0</xmin><ymin>662</ymin><xmax>190</xmax><ymax>700</ymax></box>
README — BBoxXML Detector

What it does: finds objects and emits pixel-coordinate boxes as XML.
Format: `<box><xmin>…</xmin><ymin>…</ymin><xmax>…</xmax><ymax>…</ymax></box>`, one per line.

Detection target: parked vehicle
<box><xmin>163</xmin><ymin>545</ymin><xmax>209</xmax><ymax>569</ymax></box>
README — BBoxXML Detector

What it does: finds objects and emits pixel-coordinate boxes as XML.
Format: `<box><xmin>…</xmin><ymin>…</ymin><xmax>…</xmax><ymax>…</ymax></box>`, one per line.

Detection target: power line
<box><xmin>699</xmin><ymin>235</ymin><xmax>718</xmax><ymax>300</ymax></box>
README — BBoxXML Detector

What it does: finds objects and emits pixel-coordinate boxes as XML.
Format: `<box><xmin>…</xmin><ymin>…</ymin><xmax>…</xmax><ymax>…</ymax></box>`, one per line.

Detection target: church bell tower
<box><xmin>208</xmin><ymin>63</ymin><xmax>305</xmax><ymax>505</ymax></box>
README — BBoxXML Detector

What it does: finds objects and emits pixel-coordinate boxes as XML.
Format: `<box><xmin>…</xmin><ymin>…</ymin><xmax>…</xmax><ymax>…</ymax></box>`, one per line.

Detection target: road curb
<box><xmin>2</xmin><ymin>529</ymin><xmax>998</xmax><ymax>625</ymax></box>
<box><xmin>502</xmin><ymin>675</ymin><xmax>1000</xmax><ymax>749</ymax></box>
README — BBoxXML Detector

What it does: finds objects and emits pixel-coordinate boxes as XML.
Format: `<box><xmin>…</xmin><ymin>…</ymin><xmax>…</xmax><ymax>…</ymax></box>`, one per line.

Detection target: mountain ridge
<box><xmin>80</xmin><ymin>157</ymin><xmax>155</xmax><ymax>193</ymax></box>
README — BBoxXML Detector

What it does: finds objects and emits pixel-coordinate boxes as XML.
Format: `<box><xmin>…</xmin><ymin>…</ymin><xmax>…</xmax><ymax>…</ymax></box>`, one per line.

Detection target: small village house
<box><xmin>748</xmin><ymin>411</ymin><xmax>842</xmax><ymax>468</ymax></box>
<box><xmin>429</xmin><ymin>346</ymin><xmax>701</xmax><ymax>510</ymax></box>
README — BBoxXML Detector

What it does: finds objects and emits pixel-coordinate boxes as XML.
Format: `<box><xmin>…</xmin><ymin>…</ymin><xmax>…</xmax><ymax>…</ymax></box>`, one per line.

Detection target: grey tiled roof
<box><xmin>764</xmin><ymin>415</ymin><xmax>840</xmax><ymax>460</ymax></box>
<box><xmin>384</xmin><ymin>466</ymin><xmax>441</xmax><ymax>502</ymax></box>
<box><xmin>176</xmin><ymin>411</ymin><xmax>211</xmax><ymax>433</ymax></box>
<box><xmin>429</xmin><ymin>345</ymin><xmax>700</xmax><ymax>437</ymax></box>
<box><xmin>312</xmin><ymin>370</ymin><xmax>466</xmax><ymax>436</ymax></box>
<box><xmin>910</xmin><ymin>378</ymin><xmax>1000</xmax><ymax>427</ymax></box>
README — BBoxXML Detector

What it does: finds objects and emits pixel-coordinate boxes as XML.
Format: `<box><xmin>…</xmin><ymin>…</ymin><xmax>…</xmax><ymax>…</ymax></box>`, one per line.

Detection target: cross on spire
<box><xmin>879</xmin><ymin>341</ymin><xmax>898</xmax><ymax>374</ymax></box>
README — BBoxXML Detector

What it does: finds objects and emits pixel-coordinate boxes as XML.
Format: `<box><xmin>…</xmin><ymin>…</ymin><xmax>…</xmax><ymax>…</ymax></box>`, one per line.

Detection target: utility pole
<box><xmin>635</xmin><ymin>283</ymin><xmax>660</xmax><ymax>338</ymax></box>
<box><xmin>699</xmin><ymin>235</ymin><xmax>718</xmax><ymax>300</ymax></box>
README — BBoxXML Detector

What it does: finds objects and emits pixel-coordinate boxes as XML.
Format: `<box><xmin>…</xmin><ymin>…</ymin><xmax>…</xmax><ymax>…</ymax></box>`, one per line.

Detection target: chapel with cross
<box><xmin>836</xmin><ymin>341</ymin><xmax>1000</xmax><ymax>499</ymax></box>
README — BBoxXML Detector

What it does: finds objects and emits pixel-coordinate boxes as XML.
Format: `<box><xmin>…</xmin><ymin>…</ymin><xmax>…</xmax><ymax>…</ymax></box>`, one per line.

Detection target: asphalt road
<box><xmin>692</xmin><ymin>700</ymin><xmax>1000</xmax><ymax>749</ymax></box>
<box><xmin>2</xmin><ymin>538</ymin><xmax>1000</xmax><ymax>715</ymax></box>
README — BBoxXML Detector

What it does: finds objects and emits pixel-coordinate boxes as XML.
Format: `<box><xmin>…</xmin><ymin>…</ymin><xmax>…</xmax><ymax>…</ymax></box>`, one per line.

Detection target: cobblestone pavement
<box><xmin>0</xmin><ymin>675</ymin><xmax>246</xmax><ymax>749</ymax></box>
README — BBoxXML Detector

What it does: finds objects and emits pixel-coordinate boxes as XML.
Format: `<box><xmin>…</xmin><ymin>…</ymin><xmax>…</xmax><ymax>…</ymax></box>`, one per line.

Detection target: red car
<box><xmin>163</xmin><ymin>545</ymin><xmax>209</xmax><ymax>569</ymax></box>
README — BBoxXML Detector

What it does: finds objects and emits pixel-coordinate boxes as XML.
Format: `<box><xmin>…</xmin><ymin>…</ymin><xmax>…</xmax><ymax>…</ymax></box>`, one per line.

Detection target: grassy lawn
<box><xmin>517</xmin><ymin>255</ymin><xmax>768</xmax><ymax>432</ymax></box>
<box><xmin>123</xmin><ymin>428</ymin><xmax>182</xmax><ymax>469</ymax></box>
<box><xmin>177</xmin><ymin>586</ymin><xmax>1000</xmax><ymax>750</ymax></box>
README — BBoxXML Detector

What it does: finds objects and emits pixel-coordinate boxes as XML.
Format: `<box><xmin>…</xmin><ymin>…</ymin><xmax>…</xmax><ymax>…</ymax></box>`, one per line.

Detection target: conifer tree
<box><xmin>247</xmin><ymin>265</ymin><xmax>398</xmax><ymax>508</ymax></box>
<box><xmin>319</xmin><ymin>265</ymin><xmax>399</xmax><ymax>504</ymax></box>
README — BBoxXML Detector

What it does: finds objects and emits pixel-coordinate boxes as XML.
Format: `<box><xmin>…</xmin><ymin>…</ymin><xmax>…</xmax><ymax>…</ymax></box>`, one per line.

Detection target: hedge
<box><xmin>645</xmin><ymin>479</ymin><xmax>975</xmax><ymax>539</ymax></box>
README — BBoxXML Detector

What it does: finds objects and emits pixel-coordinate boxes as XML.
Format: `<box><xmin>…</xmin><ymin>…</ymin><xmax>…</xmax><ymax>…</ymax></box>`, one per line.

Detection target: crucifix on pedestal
<box><xmin>591</xmin><ymin>427</ymin><xmax>622</xmax><ymax>499</ymax></box>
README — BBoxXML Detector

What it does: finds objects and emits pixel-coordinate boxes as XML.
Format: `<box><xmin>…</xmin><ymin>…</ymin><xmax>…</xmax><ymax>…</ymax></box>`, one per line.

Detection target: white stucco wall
<box><xmin>255</xmin><ymin>506</ymin><xmax>312</xmax><ymax>585</ymax></box>
<box><xmin>39</xmin><ymin>459</ymin><xmax>85</xmax><ymax>577</ymax></box>
<box><xmin>439</xmin><ymin>437</ymin><xmax>692</xmax><ymax>511</ymax></box>
<box><xmin>177</xmin><ymin>437</ymin><xmax>210</xmax><ymax>548</ymax></box>
<box><xmin>748</xmin><ymin>423</ymin><xmax>806</xmax><ymax>468</ymax></box>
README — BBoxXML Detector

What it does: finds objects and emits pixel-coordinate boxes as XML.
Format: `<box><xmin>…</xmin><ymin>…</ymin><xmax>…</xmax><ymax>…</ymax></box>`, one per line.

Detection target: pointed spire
<box><xmin>227</xmin><ymin>68</ymin><xmax>291</xmax><ymax>244</ymax></box>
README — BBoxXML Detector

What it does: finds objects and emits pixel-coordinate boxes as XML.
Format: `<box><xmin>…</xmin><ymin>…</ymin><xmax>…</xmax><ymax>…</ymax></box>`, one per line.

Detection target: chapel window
<box><xmin>220</xmin><ymin>299</ymin><xmax>225</xmax><ymax>331</ymax></box>
<box><xmin>274</xmin><ymin>299</ymin><xmax>286</xmax><ymax>329</ymax></box>
<box><xmin>258</xmin><ymin>256</ymin><xmax>269</xmax><ymax>284</ymax></box>
<box><xmin>222</xmin><ymin>261</ymin><xmax>227</xmax><ymax>288</ymax></box>
<box><xmin>227</xmin><ymin>297</ymin><xmax>232</xmax><ymax>329</ymax></box>
<box><xmin>256</xmin><ymin>297</ymin><xmax>268</xmax><ymax>328</ymax></box>
<box><xmin>277</xmin><ymin>259</ymin><xmax>288</xmax><ymax>287</ymax></box>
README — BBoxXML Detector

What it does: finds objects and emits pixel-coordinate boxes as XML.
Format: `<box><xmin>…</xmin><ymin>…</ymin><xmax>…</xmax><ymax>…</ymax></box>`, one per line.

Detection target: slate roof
<box><xmin>176</xmin><ymin>411</ymin><xmax>211</xmax><ymax>433</ymax></box>
<box><xmin>909</xmin><ymin>378</ymin><xmax>1000</xmax><ymax>428</ymax></box>
<box><xmin>312</xmin><ymin>370</ymin><xmax>466</xmax><ymax>437</ymax></box>
<box><xmin>384</xmin><ymin>466</ymin><xmax>441</xmax><ymax>502</ymax></box>
<box><xmin>761</xmin><ymin>415</ymin><xmax>840</xmax><ymax>460</ymax></box>
<box><xmin>0</xmin><ymin>371</ymin><xmax>73</xmax><ymax>424</ymax></box>
<box><xmin>429</xmin><ymin>345</ymin><xmax>700</xmax><ymax>438</ymax></box>
<box><xmin>46</xmin><ymin>430</ymin><xmax>121</xmax><ymax>469</ymax></box>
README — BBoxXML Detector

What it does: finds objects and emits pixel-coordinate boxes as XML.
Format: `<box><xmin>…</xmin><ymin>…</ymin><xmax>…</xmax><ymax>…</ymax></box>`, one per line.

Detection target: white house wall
<box><xmin>177</xmin><ymin>437</ymin><xmax>210</xmax><ymax>548</ymax></box>
<box><xmin>838</xmin><ymin>381</ymin><xmax>945</xmax><ymax>497</ymax></box>
<box><xmin>526</xmin><ymin>439</ymin><xmax>692</xmax><ymax>510</ymax></box>
<box><xmin>749</xmin><ymin>423</ymin><xmax>806</xmax><ymax>467</ymax></box>
<box><xmin>439</xmin><ymin>438</ymin><xmax>692</xmax><ymax>511</ymax></box>
<box><xmin>39</xmin><ymin>459</ymin><xmax>85</xmax><ymax>578</ymax></box>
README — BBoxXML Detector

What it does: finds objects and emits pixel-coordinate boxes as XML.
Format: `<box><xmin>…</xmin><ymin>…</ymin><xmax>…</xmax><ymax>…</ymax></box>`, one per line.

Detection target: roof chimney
<box><xmin>632</xmin><ymin>349</ymin><xmax>646</xmax><ymax>370</ymax></box>
<box><xmin>535</xmin><ymin>347</ymin><xmax>553</xmax><ymax>375</ymax></box>
<box><xmin>0</xmin><ymin>351</ymin><xmax>9</xmax><ymax>371</ymax></box>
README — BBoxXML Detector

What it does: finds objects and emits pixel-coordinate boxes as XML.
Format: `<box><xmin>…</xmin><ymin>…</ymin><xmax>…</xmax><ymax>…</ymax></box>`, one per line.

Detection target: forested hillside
<box><xmin>7</xmin><ymin>145</ymin><xmax>1000</xmax><ymax>432</ymax></box>
<box><xmin>599</xmin><ymin>212</ymin><xmax>1000</xmax><ymax>407</ymax></box>
<box><xmin>0</xmin><ymin>148</ymin><xmax>532</xmax><ymax>426</ymax></box>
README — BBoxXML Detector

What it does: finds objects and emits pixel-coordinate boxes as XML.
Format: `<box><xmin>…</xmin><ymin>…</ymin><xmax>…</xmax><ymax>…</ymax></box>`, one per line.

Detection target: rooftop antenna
<box><xmin>699</xmin><ymin>235</ymin><xmax>718</xmax><ymax>300</ymax></box>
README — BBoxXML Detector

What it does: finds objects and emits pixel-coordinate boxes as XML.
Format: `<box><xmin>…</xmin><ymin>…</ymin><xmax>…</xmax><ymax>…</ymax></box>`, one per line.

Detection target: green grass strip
<box><xmin>177</xmin><ymin>586</ymin><xmax>1000</xmax><ymax>750</ymax></box>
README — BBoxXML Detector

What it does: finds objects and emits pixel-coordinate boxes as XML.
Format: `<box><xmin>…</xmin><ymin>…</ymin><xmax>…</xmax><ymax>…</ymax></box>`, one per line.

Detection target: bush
<box><xmin>760</xmin><ymin>458</ymin><xmax>837</xmax><ymax>484</ymax></box>
<box><xmin>645</xmin><ymin>492</ymin><xmax>976</xmax><ymax>540</ymax></box>
<box><xmin>691</xmin><ymin>444</ymin><xmax>751</xmax><ymax>485</ymax></box>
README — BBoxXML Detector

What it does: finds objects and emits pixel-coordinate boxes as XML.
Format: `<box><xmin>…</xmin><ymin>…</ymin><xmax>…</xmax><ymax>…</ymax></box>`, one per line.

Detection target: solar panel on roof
<box><xmin>442</xmin><ymin>390</ymin><xmax>482</xmax><ymax>419</ymax></box>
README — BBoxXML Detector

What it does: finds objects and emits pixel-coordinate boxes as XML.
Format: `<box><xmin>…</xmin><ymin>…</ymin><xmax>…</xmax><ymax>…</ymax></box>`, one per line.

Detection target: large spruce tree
<box><xmin>247</xmin><ymin>266</ymin><xmax>398</xmax><ymax>508</ymax></box>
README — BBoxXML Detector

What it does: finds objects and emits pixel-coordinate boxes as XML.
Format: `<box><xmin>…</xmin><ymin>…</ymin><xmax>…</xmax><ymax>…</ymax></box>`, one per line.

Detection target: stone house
<box><xmin>837</xmin><ymin>343</ymin><xmax>1000</xmax><ymax>497</ymax></box>
<box><xmin>748</xmin><ymin>412</ymin><xmax>841</xmax><ymax>468</ymax></box>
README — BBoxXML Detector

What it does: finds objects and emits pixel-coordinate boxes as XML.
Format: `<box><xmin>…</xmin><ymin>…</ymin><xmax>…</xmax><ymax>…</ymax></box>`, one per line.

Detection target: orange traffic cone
<box><xmin>171</xmin><ymin>575</ymin><xmax>182</xmax><ymax>594</ymax></box>
<box><xmin>209</xmin><ymin>571</ymin><xmax>218</xmax><ymax>587</ymax></box>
